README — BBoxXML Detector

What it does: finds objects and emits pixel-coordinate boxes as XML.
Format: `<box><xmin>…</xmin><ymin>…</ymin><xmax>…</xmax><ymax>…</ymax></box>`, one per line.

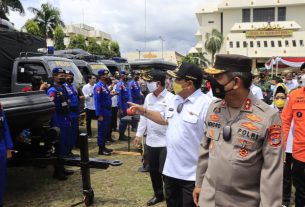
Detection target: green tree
<box><xmin>68</xmin><ymin>34</ymin><xmax>87</xmax><ymax>50</ymax></box>
<box><xmin>54</xmin><ymin>26</ymin><xmax>65</xmax><ymax>50</ymax></box>
<box><xmin>182</xmin><ymin>52</ymin><xmax>210</xmax><ymax>68</ymax></box>
<box><xmin>28</xmin><ymin>3</ymin><xmax>64</xmax><ymax>39</ymax></box>
<box><xmin>0</xmin><ymin>0</ymin><xmax>24</xmax><ymax>21</ymax></box>
<box><xmin>23</xmin><ymin>19</ymin><xmax>41</xmax><ymax>37</ymax></box>
<box><xmin>109</xmin><ymin>41</ymin><xmax>121</xmax><ymax>57</ymax></box>
<box><xmin>204</xmin><ymin>29</ymin><xmax>223</xmax><ymax>64</ymax></box>
<box><xmin>87</xmin><ymin>37</ymin><xmax>101</xmax><ymax>54</ymax></box>
<box><xmin>100</xmin><ymin>40</ymin><xmax>111</xmax><ymax>58</ymax></box>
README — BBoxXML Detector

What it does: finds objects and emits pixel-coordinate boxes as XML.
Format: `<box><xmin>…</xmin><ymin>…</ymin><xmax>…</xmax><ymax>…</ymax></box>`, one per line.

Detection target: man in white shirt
<box><xmin>250</xmin><ymin>79</ymin><xmax>264</xmax><ymax>100</ymax></box>
<box><xmin>285</xmin><ymin>72</ymin><xmax>299</xmax><ymax>91</ymax></box>
<box><xmin>134</xmin><ymin>70</ymin><xmax>174</xmax><ymax>206</ymax></box>
<box><xmin>81</xmin><ymin>74</ymin><xmax>96</xmax><ymax>137</ymax></box>
<box><xmin>129</xmin><ymin>63</ymin><xmax>212</xmax><ymax>207</ymax></box>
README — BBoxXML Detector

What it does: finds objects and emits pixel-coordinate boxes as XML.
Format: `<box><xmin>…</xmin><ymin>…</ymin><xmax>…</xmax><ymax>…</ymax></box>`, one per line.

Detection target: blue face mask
<box><xmin>270</xmin><ymin>85</ymin><xmax>275</xmax><ymax>92</ymax></box>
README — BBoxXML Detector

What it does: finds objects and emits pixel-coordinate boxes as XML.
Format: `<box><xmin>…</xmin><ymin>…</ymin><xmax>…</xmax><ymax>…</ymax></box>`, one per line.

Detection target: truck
<box><xmin>0</xmin><ymin>30</ymin><xmax>121</xmax><ymax>206</ymax></box>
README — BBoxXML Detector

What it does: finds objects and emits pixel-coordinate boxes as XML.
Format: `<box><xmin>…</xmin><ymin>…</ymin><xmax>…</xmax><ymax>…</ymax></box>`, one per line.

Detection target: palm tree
<box><xmin>0</xmin><ymin>0</ymin><xmax>24</xmax><ymax>21</ymax></box>
<box><xmin>28</xmin><ymin>3</ymin><xmax>64</xmax><ymax>39</ymax></box>
<box><xmin>204</xmin><ymin>29</ymin><xmax>223</xmax><ymax>64</ymax></box>
<box><xmin>182</xmin><ymin>52</ymin><xmax>210</xmax><ymax>68</ymax></box>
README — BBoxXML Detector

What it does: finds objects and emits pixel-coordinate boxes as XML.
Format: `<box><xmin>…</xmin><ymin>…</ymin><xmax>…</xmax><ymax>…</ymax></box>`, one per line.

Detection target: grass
<box><xmin>4</xmin><ymin>123</ymin><xmax>167</xmax><ymax>207</ymax></box>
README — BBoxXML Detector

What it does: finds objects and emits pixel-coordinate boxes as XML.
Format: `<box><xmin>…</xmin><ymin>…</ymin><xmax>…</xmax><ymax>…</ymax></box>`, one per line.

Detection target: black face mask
<box><xmin>210</xmin><ymin>77</ymin><xmax>235</xmax><ymax>99</ymax></box>
<box><xmin>58</xmin><ymin>78</ymin><xmax>66</xmax><ymax>84</ymax></box>
<box><xmin>66</xmin><ymin>78</ymin><xmax>74</xmax><ymax>84</ymax></box>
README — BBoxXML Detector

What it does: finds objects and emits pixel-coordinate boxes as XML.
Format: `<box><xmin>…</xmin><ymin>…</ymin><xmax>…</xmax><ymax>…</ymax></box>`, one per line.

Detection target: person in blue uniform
<box><xmin>47</xmin><ymin>67</ymin><xmax>74</xmax><ymax>180</ymax></box>
<box><xmin>128</xmin><ymin>71</ymin><xmax>142</xmax><ymax>105</ymax></box>
<box><xmin>0</xmin><ymin>102</ymin><xmax>13</xmax><ymax>206</ymax></box>
<box><xmin>116</xmin><ymin>71</ymin><xmax>129</xmax><ymax>141</ymax></box>
<box><xmin>64</xmin><ymin>71</ymin><xmax>79</xmax><ymax>154</ymax></box>
<box><xmin>94</xmin><ymin>69</ymin><xmax>114</xmax><ymax>156</ymax></box>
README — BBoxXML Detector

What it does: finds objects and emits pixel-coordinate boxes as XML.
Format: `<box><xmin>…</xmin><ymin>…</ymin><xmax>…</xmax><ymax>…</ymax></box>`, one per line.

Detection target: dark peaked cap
<box><xmin>167</xmin><ymin>63</ymin><xmax>202</xmax><ymax>80</ymax></box>
<box><xmin>204</xmin><ymin>54</ymin><xmax>252</xmax><ymax>75</ymax></box>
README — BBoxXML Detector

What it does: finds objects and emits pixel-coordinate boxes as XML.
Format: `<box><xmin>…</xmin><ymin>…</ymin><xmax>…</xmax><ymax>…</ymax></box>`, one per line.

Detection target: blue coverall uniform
<box><xmin>47</xmin><ymin>83</ymin><xmax>71</xmax><ymax>156</ymax></box>
<box><xmin>128</xmin><ymin>79</ymin><xmax>142</xmax><ymax>105</ymax></box>
<box><xmin>94</xmin><ymin>81</ymin><xmax>112</xmax><ymax>149</ymax></box>
<box><xmin>116</xmin><ymin>80</ymin><xmax>129</xmax><ymax>136</ymax></box>
<box><xmin>0</xmin><ymin>108</ymin><xmax>13</xmax><ymax>206</ymax></box>
<box><xmin>65</xmin><ymin>83</ymin><xmax>79</xmax><ymax>149</ymax></box>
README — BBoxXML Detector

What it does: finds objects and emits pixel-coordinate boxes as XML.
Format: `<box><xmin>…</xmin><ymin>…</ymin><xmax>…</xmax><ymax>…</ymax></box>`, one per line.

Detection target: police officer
<box><xmin>128</xmin><ymin>71</ymin><xmax>142</xmax><ymax>105</ymax></box>
<box><xmin>64</xmin><ymin>71</ymin><xmax>79</xmax><ymax>154</ymax></box>
<box><xmin>116</xmin><ymin>71</ymin><xmax>129</xmax><ymax>141</ymax></box>
<box><xmin>193</xmin><ymin>54</ymin><xmax>283</xmax><ymax>207</ymax></box>
<box><xmin>0</xmin><ymin>102</ymin><xmax>13</xmax><ymax>206</ymax></box>
<box><xmin>94</xmin><ymin>69</ymin><xmax>114</xmax><ymax>156</ymax></box>
<box><xmin>47</xmin><ymin>68</ymin><xmax>73</xmax><ymax>180</ymax></box>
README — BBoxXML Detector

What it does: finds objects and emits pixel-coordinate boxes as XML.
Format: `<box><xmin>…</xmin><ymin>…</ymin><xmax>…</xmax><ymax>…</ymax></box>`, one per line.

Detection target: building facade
<box><xmin>47</xmin><ymin>23</ymin><xmax>112</xmax><ymax>47</ymax></box>
<box><xmin>192</xmin><ymin>0</ymin><xmax>305</xmax><ymax>69</ymax></box>
<box><xmin>123</xmin><ymin>51</ymin><xmax>184</xmax><ymax>65</ymax></box>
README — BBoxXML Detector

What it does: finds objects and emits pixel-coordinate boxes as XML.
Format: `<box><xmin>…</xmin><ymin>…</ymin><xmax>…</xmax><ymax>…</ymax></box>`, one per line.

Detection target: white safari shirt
<box><xmin>136</xmin><ymin>89</ymin><xmax>174</xmax><ymax>147</ymax></box>
<box><xmin>162</xmin><ymin>89</ymin><xmax>212</xmax><ymax>181</ymax></box>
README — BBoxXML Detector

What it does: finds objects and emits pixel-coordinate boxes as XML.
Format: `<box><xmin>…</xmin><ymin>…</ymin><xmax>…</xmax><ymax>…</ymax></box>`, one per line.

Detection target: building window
<box><xmin>285</xmin><ymin>40</ymin><xmax>289</xmax><ymax>47</ymax></box>
<box><xmin>243</xmin><ymin>41</ymin><xmax>247</xmax><ymax>48</ymax></box>
<box><xmin>278</xmin><ymin>41</ymin><xmax>282</xmax><ymax>47</ymax></box>
<box><xmin>264</xmin><ymin>41</ymin><xmax>268</xmax><ymax>47</ymax></box>
<box><xmin>236</xmin><ymin>41</ymin><xmax>240</xmax><ymax>48</ymax></box>
<box><xmin>242</xmin><ymin>9</ymin><xmax>251</xmax><ymax>22</ymax></box>
<box><xmin>292</xmin><ymin>40</ymin><xmax>297</xmax><ymax>47</ymax></box>
<box><xmin>271</xmin><ymin>41</ymin><xmax>275</xmax><ymax>47</ymax></box>
<box><xmin>208</xmin><ymin>21</ymin><xmax>214</xmax><ymax>24</ymax></box>
<box><xmin>253</xmin><ymin>8</ymin><xmax>275</xmax><ymax>22</ymax></box>
<box><xmin>278</xmin><ymin>7</ymin><xmax>286</xmax><ymax>21</ymax></box>
<box><xmin>250</xmin><ymin>41</ymin><xmax>254</xmax><ymax>47</ymax></box>
<box><xmin>229</xmin><ymin>41</ymin><xmax>233</xmax><ymax>48</ymax></box>
<box><xmin>257</xmin><ymin>41</ymin><xmax>261</xmax><ymax>47</ymax></box>
<box><xmin>300</xmin><ymin>40</ymin><xmax>304</xmax><ymax>47</ymax></box>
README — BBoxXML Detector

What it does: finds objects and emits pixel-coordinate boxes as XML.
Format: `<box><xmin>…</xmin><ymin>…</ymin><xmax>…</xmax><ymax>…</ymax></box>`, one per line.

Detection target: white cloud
<box><xmin>8</xmin><ymin>0</ymin><xmax>219</xmax><ymax>55</ymax></box>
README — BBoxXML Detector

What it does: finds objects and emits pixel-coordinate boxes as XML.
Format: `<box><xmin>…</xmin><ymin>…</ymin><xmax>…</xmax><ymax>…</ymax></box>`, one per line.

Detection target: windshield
<box><xmin>48</xmin><ymin>60</ymin><xmax>85</xmax><ymax>88</ymax></box>
<box><xmin>90</xmin><ymin>63</ymin><xmax>109</xmax><ymax>75</ymax></box>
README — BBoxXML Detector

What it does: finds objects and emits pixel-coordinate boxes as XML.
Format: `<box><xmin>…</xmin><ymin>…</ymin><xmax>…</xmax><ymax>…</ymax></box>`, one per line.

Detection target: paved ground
<box><xmin>4</xmin><ymin>124</ymin><xmax>167</xmax><ymax>207</ymax></box>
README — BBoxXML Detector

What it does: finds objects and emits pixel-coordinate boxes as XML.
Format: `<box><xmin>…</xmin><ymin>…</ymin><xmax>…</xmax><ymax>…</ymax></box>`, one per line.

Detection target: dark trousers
<box><xmin>97</xmin><ymin>116</ymin><xmax>111</xmax><ymax>148</ymax></box>
<box><xmin>147</xmin><ymin>145</ymin><xmax>167</xmax><ymax>198</ymax></box>
<box><xmin>163</xmin><ymin>175</ymin><xmax>196</xmax><ymax>207</ymax></box>
<box><xmin>111</xmin><ymin>107</ymin><xmax>118</xmax><ymax>131</ymax></box>
<box><xmin>85</xmin><ymin>109</ymin><xmax>96</xmax><ymax>136</ymax></box>
<box><xmin>283</xmin><ymin>153</ymin><xmax>293</xmax><ymax>206</ymax></box>
<box><xmin>292</xmin><ymin>158</ymin><xmax>305</xmax><ymax>207</ymax></box>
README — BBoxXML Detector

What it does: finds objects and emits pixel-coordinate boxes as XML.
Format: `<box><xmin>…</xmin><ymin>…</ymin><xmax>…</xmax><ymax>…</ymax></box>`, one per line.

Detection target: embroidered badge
<box><xmin>246</xmin><ymin>114</ymin><xmax>262</xmax><ymax>123</ymax></box>
<box><xmin>210</xmin><ymin>115</ymin><xmax>220</xmax><ymax>122</ymax></box>
<box><xmin>239</xmin><ymin>148</ymin><xmax>248</xmax><ymax>158</ymax></box>
<box><xmin>241</xmin><ymin>122</ymin><xmax>259</xmax><ymax>132</ymax></box>
<box><xmin>243</xmin><ymin>99</ymin><xmax>252</xmax><ymax>110</ymax></box>
<box><xmin>96</xmin><ymin>87</ymin><xmax>101</xmax><ymax>94</ymax></box>
<box><xmin>238</xmin><ymin>139</ymin><xmax>254</xmax><ymax>149</ymax></box>
<box><xmin>297</xmin><ymin>112</ymin><xmax>303</xmax><ymax>118</ymax></box>
<box><xmin>268</xmin><ymin>125</ymin><xmax>282</xmax><ymax>147</ymax></box>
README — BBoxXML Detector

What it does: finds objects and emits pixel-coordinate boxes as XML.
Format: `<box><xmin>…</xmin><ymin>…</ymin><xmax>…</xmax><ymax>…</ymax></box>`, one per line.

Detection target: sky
<box><xmin>8</xmin><ymin>0</ymin><xmax>219</xmax><ymax>56</ymax></box>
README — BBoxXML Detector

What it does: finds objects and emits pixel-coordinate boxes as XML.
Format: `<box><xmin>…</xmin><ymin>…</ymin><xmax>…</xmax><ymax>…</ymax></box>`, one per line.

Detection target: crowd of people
<box><xmin>1</xmin><ymin>53</ymin><xmax>305</xmax><ymax>207</ymax></box>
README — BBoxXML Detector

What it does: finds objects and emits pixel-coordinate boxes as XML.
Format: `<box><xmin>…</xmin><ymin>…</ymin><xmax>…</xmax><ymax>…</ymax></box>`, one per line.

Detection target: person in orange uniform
<box><xmin>282</xmin><ymin>81</ymin><xmax>305</xmax><ymax>207</ymax></box>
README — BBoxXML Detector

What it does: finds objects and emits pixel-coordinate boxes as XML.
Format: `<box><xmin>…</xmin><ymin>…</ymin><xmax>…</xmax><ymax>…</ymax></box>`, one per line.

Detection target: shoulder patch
<box><xmin>268</xmin><ymin>124</ymin><xmax>282</xmax><ymax>147</ymax></box>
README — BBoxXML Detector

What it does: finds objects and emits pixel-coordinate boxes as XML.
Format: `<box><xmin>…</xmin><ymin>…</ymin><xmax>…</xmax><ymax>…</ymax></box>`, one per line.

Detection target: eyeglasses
<box><xmin>223</xmin><ymin>125</ymin><xmax>231</xmax><ymax>141</ymax></box>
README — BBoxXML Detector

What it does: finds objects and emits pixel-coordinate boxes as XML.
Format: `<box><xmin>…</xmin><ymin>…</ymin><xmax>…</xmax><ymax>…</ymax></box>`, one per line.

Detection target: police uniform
<box><xmin>64</xmin><ymin>71</ymin><xmax>79</xmax><ymax>150</ymax></box>
<box><xmin>128</xmin><ymin>76</ymin><xmax>142</xmax><ymax>105</ymax></box>
<box><xmin>0</xmin><ymin>103</ymin><xmax>13</xmax><ymax>206</ymax></box>
<box><xmin>196</xmin><ymin>54</ymin><xmax>283</xmax><ymax>207</ymax></box>
<box><xmin>47</xmin><ymin>68</ymin><xmax>71</xmax><ymax>157</ymax></box>
<box><xmin>94</xmin><ymin>69</ymin><xmax>112</xmax><ymax>155</ymax></box>
<box><xmin>116</xmin><ymin>71</ymin><xmax>129</xmax><ymax>139</ymax></box>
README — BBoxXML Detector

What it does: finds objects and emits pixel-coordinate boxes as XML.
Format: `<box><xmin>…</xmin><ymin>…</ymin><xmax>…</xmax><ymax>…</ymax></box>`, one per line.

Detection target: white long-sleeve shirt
<box><xmin>82</xmin><ymin>83</ymin><xmax>96</xmax><ymax>110</ymax></box>
<box><xmin>136</xmin><ymin>89</ymin><xmax>174</xmax><ymax>147</ymax></box>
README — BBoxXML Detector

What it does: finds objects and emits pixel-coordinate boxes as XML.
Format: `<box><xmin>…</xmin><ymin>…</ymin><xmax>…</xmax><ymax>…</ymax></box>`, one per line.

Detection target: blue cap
<box><xmin>52</xmin><ymin>67</ymin><xmax>65</xmax><ymax>74</ymax></box>
<box><xmin>120</xmin><ymin>71</ymin><xmax>127</xmax><ymax>75</ymax></box>
<box><xmin>97</xmin><ymin>69</ymin><xmax>110</xmax><ymax>76</ymax></box>
<box><xmin>65</xmin><ymin>70</ymin><xmax>74</xmax><ymax>76</ymax></box>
